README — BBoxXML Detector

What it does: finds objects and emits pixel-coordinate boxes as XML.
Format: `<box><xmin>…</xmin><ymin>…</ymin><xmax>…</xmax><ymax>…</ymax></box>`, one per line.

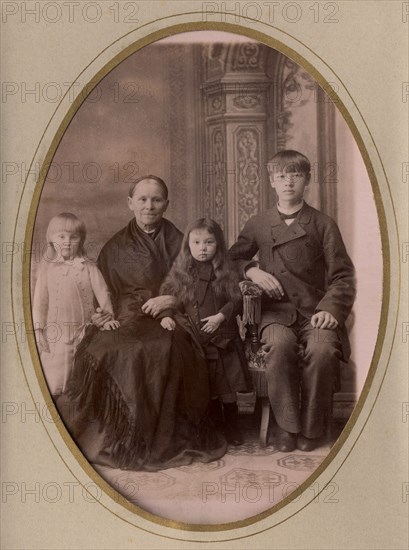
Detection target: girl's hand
<box><xmin>160</xmin><ymin>317</ymin><xmax>176</xmax><ymax>331</ymax></box>
<box><xmin>35</xmin><ymin>329</ymin><xmax>50</xmax><ymax>353</ymax></box>
<box><xmin>102</xmin><ymin>319</ymin><xmax>120</xmax><ymax>331</ymax></box>
<box><xmin>92</xmin><ymin>307</ymin><xmax>113</xmax><ymax>328</ymax></box>
<box><xmin>200</xmin><ymin>313</ymin><xmax>225</xmax><ymax>334</ymax></box>
<box><xmin>311</xmin><ymin>311</ymin><xmax>338</xmax><ymax>330</ymax></box>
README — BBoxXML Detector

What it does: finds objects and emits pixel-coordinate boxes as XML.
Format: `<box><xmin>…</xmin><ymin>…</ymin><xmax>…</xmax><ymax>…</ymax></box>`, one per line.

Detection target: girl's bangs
<box><xmin>47</xmin><ymin>215</ymin><xmax>85</xmax><ymax>241</ymax></box>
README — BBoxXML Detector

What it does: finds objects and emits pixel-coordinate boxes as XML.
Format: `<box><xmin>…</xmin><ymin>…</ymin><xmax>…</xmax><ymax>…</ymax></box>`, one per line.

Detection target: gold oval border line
<box><xmin>14</xmin><ymin>16</ymin><xmax>397</xmax><ymax>542</ymax></box>
<box><xmin>18</xmin><ymin>17</ymin><xmax>396</xmax><ymax>539</ymax></box>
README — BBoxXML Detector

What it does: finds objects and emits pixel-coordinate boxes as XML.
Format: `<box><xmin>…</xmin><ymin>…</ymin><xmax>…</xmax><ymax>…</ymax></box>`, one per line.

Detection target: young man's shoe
<box><xmin>275</xmin><ymin>426</ymin><xmax>296</xmax><ymax>452</ymax></box>
<box><xmin>297</xmin><ymin>434</ymin><xmax>320</xmax><ymax>452</ymax></box>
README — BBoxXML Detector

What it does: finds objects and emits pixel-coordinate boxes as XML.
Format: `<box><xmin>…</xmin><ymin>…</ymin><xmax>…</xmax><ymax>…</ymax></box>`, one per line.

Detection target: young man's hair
<box><xmin>267</xmin><ymin>150</ymin><xmax>311</xmax><ymax>177</ymax></box>
<box><xmin>160</xmin><ymin>218</ymin><xmax>241</xmax><ymax>305</ymax></box>
<box><xmin>128</xmin><ymin>175</ymin><xmax>169</xmax><ymax>200</ymax></box>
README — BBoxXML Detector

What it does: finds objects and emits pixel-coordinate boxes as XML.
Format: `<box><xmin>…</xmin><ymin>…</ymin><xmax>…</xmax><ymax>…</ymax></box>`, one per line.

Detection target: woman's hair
<box><xmin>45</xmin><ymin>212</ymin><xmax>86</xmax><ymax>260</ymax></box>
<box><xmin>267</xmin><ymin>149</ymin><xmax>311</xmax><ymax>177</ymax></box>
<box><xmin>128</xmin><ymin>175</ymin><xmax>168</xmax><ymax>200</ymax></box>
<box><xmin>160</xmin><ymin>218</ymin><xmax>241</xmax><ymax>304</ymax></box>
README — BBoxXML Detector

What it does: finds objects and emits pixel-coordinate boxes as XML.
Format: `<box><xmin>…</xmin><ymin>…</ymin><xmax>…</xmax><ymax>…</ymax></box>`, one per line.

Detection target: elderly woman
<box><xmin>66</xmin><ymin>175</ymin><xmax>227</xmax><ymax>471</ymax></box>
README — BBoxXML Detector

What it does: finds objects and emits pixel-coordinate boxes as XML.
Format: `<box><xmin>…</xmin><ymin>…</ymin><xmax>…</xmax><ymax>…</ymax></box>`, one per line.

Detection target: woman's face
<box><xmin>189</xmin><ymin>229</ymin><xmax>217</xmax><ymax>262</ymax></box>
<box><xmin>127</xmin><ymin>179</ymin><xmax>169</xmax><ymax>231</ymax></box>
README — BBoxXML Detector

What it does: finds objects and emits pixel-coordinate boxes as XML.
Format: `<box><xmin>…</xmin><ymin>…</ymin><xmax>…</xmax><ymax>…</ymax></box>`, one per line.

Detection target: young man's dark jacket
<box><xmin>229</xmin><ymin>202</ymin><xmax>356</xmax><ymax>360</ymax></box>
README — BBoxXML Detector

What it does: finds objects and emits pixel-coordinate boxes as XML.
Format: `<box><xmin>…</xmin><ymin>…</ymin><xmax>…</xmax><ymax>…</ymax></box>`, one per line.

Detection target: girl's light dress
<box><xmin>32</xmin><ymin>256</ymin><xmax>114</xmax><ymax>395</ymax></box>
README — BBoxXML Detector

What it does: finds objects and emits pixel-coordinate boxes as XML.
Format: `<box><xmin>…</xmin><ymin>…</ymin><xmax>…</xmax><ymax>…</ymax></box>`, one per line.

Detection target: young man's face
<box><xmin>269</xmin><ymin>169</ymin><xmax>310</xmax><ymax>205</ymax></box>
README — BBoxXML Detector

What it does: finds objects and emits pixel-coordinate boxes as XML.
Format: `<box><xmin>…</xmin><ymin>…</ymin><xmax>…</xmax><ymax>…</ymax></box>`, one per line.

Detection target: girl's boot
<box><xmin>209</xmin><ymin>398</ymin><xmax>224</xmax><ymax>430</ymax></box>
<box><xmin>223</xmin><ymin>402</ymin><xmax>243</xmax><ymax>446</ymax></box>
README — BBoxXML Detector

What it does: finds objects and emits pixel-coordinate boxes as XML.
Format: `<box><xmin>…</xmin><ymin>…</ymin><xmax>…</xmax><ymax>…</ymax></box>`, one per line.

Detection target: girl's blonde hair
<box><xmin>45</xmin><ymin>212</ymin><xmax>86</xmax><ymax>260</ymax></box>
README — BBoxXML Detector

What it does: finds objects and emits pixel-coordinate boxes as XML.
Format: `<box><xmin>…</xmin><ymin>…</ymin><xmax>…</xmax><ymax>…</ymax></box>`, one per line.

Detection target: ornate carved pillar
<box><xmin>201</xmin><ymin>43</ymin><xmax>272</xmax><ymax>245</ymax></box>
<box><xmin>316</xmin><ymin>87</ymin><xmax>338</xmax><ymax>220</ymax></box>
<box><xmin>274</xmin><ymin>55</ymin><xmax>338</xmax><ymax>219</ymax></box>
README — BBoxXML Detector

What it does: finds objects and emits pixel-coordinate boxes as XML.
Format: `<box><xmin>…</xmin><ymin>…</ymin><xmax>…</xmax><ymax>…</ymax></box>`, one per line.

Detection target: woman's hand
<box><xmin>311</xmin><ymin>311</ymin><xmax>338</xmax><ymax>330</ymax></box>
<box><xmin>142</xmin><ymin>295</ymin><xmax>177</xmax><ymax>318</ymax></box>
<box><xmin>35</xmin><ymin>329</ymin><xmax>50</xmax><ymax>353</ymax></box>
<box><xmin>201</xmin><ymin>313</ymin><xmax>225</xmax><ymax>334</ymax></box>
<box><xmin>246</xmin><ymin>267</ymin><xmax>284</xmax><ymax>300</ymax></box>
<box><xmin>102</xmin><ymin>319</ymin><xmax>120</xmax><ymax>331</ymax></box>
<box><xmin>92</xmin><ymin>307</ymin><xmax>113</xmax><ymax>329</ymax></box>
<box><xmin>160</xmin><ymin>317</ymin><xmax>176</xmax><ymax>331</ymax></box>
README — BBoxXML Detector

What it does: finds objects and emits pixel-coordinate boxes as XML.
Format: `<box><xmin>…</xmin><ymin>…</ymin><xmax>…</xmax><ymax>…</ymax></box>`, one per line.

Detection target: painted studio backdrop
<box><xmin>30</xmin><ymin>31</ymin><xmax>382</xmax><ymax>522</ymax></box>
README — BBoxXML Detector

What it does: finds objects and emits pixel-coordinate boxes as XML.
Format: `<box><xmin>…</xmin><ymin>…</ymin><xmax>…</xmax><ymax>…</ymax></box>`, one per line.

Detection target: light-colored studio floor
<box><xmin>92</xmin><ymin>406</ymin><xmax>345</xmax><ymax>525</ymax></box>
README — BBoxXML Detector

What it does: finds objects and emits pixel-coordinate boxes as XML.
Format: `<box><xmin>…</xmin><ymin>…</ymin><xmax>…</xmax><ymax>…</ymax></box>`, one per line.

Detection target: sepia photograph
<box><xmin>28</xmin><ymin>29</ymin><xmax>383</xmax><ymax>526</ymax></box>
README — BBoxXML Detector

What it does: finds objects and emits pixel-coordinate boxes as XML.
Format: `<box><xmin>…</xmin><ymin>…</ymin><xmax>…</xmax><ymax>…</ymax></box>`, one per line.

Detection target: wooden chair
<box><xmin>239</xmin><ymin>281</ymin><xmax>337</xmax><ymax>447</ymax></box>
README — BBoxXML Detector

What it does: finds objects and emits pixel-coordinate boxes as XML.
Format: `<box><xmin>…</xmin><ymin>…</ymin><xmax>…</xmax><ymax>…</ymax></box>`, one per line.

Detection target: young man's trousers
<box><xmin>261</xmin><ymin>314</ymin><xmax>342</xmax><ymax>439</ymax></box>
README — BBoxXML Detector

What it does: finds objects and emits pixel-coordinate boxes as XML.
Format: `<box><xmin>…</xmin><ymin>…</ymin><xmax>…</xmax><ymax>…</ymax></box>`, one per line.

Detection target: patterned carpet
<box><xmin>93</xmin><ymin>407</ymin><xmax>345</xmax><ymax>525</ymax></box>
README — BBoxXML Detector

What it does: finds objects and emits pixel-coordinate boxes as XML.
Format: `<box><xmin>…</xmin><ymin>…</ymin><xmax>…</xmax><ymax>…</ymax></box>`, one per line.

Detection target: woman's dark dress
<box><xmin>66</xmin><ymin>218</ymin><xmax>226</xmax><ymax>471</ymax></box>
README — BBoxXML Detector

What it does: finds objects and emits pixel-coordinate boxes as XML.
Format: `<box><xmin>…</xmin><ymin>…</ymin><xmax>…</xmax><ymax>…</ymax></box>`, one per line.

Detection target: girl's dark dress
<box><xmin>65</xmin><ymin>219</ymin><xmax>226</xmax><ymax>471</ymax></box>
<box><xmin>162</xmin><ymin>261</ymin><xmax>251</xmax><ymax>398</ymax></box>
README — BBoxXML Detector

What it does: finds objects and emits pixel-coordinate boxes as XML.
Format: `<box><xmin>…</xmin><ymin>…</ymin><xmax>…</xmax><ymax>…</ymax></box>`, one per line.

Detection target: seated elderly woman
<box><xmin>66</xmin><ymin>175</ymin><xmax>227</xmax><ymax>471</ymax></box>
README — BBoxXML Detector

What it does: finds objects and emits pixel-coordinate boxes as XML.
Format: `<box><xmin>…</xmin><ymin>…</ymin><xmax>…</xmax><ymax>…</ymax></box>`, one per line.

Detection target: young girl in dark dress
<box><xmin>160</xmin><ymin>218</ymin><xmax>251</xmax><ymax>445</ymax></box>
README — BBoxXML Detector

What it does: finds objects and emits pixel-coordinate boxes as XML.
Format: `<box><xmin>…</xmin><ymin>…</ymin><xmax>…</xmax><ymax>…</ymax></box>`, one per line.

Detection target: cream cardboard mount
<box><xmin>2</xmin><ymin>4</ymin><xmax>407</xmax><ymax>548</ymax></box>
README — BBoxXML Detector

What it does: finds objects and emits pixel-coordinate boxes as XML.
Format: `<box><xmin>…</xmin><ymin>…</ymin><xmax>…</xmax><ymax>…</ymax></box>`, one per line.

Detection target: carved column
<box><xmin>201</xmin><ymin>43</ymin><xmax>272</xmax><ymax>245</ymax></box>
<box><xmin>317</xmin><ymin>87</ymin><xmax>338</xmax><ymax>220</ymax></box>
<box><xmin>168</xmin><ymin>45</ymin><xmax>188</xmax><ymax>229</ymax></box>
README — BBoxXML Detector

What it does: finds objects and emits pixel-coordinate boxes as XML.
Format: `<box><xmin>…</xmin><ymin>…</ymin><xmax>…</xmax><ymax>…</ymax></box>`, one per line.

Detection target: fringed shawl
<box><xmin>98</xmin><ymin>218</ymin><xmax>183</xmax><ymax>323</ymax></box>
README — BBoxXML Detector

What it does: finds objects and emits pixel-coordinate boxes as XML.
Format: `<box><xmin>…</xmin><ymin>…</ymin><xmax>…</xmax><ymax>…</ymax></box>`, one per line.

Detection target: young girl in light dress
<box><xmin>159</xmin><ymin>218</ymin><xmax>251</xmax><ymax>445</ymax></box>
<box><xmin>33</xmin><ymin>212</ymin><xmax>119</xmax><ymax>397</ymax></box>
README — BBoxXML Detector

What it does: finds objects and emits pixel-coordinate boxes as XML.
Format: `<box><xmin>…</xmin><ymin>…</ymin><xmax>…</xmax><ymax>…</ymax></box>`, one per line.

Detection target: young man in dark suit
<box><xmin>229</xmin><ymin>150</ymin><xmax>355</xmax><ymax>452</ymax></box>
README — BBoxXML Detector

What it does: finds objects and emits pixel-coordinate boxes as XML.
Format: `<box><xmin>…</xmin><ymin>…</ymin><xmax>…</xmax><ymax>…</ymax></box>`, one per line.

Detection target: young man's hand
<box><xmin>311</xmin><ymin>311</ymin><xmax>338</xmax><ymax>330</ymax></box>
<box><xmin>246</xmin><ymin>267</ymin><xmax>285</xmax><ymax>300</ymax></box>
<box><xmin>160</xmin><ymin>317</ymin><xmax>176</xmax><ymax>331</ymax></box>
<box><xmin>260</xmin><ymin>336</ymin><xmax>272</xmax><ymax>353</ymax></box>
<box><xmin>201</xmin><ymin>313</ymin><xmax>225</xmax><ymax>334</ymax></box>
